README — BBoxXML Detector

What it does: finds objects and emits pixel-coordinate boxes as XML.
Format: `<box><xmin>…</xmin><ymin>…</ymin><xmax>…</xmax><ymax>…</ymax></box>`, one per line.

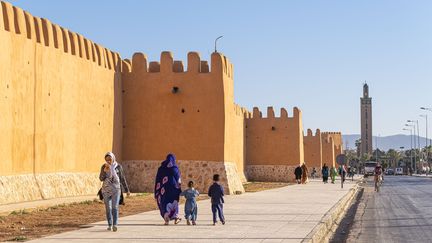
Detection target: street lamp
<box><xmin>214</xmin><ymin>36</ymin><xmax>223</xmax><ymax>53</ymax></box>
<box><xmin>421</xmin><ymin>107</ymin><xmax>432</xmax><ymax>146</ymax></box>
<box><xmin>405</xmin><ymin>124</ymin><xmax>417</xmax><ymax>172</ymax></box>
<box><xmin>398</xmin><ymin>146</ymin><xmax>405</xmax><ymax>170</ymax></box>
<box><xmin>407</xmin><ymin>120</ymin><xmax>420</xmax><ymax>149</ymax></box>
<box><xmin>420</xmin><ymin>114</ymin><xmax>428</xmax><ymax>167</ymax></box>
<box><xmin>419</xmin><ymin>114</ymin><xmax>428</xmax><ymax>148</ymax></box>
<box><xmin>421</xmin><ymin>107</ymin><xmax>432</xmax><ymax>171</ymax></box>
<box><xmin>408</xmin><ymin>120</ymin><xmax>421</xmax><ymax>173</ymax></box>
<box><xmin>403</xmin><ymin>128</ymin><xmax>414</xmax><ymax>172</ymax></box>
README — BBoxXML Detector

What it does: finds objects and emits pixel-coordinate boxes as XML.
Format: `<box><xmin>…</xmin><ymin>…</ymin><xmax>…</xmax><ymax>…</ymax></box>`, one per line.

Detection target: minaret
<box><xmin>360</xmin><ymin>83</ymin><xmax>372</xmax><ymax>155</ymax></box>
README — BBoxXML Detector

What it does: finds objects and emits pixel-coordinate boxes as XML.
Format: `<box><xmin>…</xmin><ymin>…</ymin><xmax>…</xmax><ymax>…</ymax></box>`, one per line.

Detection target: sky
<box><xmin>8</xmin><ymin>0</ymin><xmax>432</xmax><ymax>137</ymax></box>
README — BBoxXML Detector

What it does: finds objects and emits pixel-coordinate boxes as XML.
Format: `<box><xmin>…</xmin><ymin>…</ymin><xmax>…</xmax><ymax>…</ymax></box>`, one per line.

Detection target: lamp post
<box><xmin>420</xmin><ymin>114</ymin><xmax>428</xmax><ymax>167</ymax></box>
<box><xmin>403</xmin><ymin>128</ymin><xmax>413</xmax><ymax>172</ymax></box>
<box><xmin>419</xmin><ymin>114</ymin><xmax>428</xmax><ymax>148</ymax></box>
<box><xmin>408</xmin><ymin>120</ymin><xmax>421</xmax><ymax>173</ymax></box>
<box><xmin>405</xmin><ymin>124</ymin><xmax>416</xmax><ymax>172</ymax></box>
<box><xmin>421</xmin><ymin>107</ymin><xmax>432</xmax><ymax>171</ymax></box>
<box><xmin>421</xmin><ymin>107</ymin><xmax>432</xmax><ymax>146</ymax></box>
<box><xmin>399</xmin><ymin>146</ymin><xmax>405</xmax><ymax>169</ymax></box>
<box><xmin>214</xmin><ymin>36</ymin><xmax>223</xmax><ymax>53</ymax></box>
<box><xmin>407</xmin><ymin>120</ymin><xmax>420</xmax><ymax>149</ymax></box>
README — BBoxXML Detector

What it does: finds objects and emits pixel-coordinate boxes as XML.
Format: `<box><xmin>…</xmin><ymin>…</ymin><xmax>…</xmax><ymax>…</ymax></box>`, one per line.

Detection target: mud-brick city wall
<box><xmin>0</xmin><ymin>1</ymin><xmax>122</xmax><ymax>204</ymax></box>
<box><xmin>321</xmin><ymin>132</ymin><xmax>343</xmax><ymax>168</ymax></box>
<box><xmin>120</xmin><ymin>52</ymin><xmax>245</xmax><ymax>194</ymax></box>
<box><xmin>245</xmin><ymin>107</ymin><xmax>304</xmax><ymax>182</ymax></box>
<box><xmin>303</xmin><ymin>129</ymin><xmax>323</xmax><ymax>174</ymax></box>
<box><xmin>322</xmin><ymin>137</ymin><xmax>336</xmax><ymax>167</ymax></box>
<box><xmin>322</xmin><ymin>132</ymin><xmax>343</xmax><ymax>158</ymax></box>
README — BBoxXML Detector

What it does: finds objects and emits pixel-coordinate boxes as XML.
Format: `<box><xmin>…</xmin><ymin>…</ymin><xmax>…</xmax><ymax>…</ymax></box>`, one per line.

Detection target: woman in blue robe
<box><xmin>154</xmin><ymin>153</ymin><xmax>182</xmax><ymax>225</ymax></box>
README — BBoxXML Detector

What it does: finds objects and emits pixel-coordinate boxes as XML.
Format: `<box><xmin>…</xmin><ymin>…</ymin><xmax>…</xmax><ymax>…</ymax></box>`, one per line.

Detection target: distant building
<box><xmin>360</xmin><ymin>83</ymin><xmax>373</xmax><ymax>155</ymax></box>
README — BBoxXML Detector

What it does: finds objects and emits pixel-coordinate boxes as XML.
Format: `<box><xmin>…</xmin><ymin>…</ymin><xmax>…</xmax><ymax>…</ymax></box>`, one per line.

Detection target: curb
<box><xmin>411</xmin><ymin>174</ymin><xmax>432</xmax><ymax>178</ymax></box>
<box><xmin>302</xmin><ymin>182</ymin><xmax>361</xmax><ymax>243</ymax></box>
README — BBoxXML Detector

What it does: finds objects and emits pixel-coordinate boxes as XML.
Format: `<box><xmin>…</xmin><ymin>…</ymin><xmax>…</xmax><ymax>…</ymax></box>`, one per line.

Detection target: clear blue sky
<box><xmin>9</xmin><ymin>0</ymin><xmax>432</xmax><ymax>137</ymax></box>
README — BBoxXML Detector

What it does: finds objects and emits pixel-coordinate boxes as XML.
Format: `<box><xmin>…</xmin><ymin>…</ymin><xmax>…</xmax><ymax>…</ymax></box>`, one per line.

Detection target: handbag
<box><xmin>119</xmin><ymin>192</ymin><xmax>125</xmax><ymax>205</ymax></box>
<box><xmin>98</xmin><ymin>188</ymin><xmax>125</xmax><ymax>205</ymax></box>
<box><xmin>97</xmin><ymin>188</ymin><xmax>103</xmax><ymax>200</ymax></box>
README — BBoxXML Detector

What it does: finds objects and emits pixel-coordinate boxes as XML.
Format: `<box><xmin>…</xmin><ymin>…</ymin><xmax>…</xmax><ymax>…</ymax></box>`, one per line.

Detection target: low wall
<box><xmin>246</xmin><ymin>165</ymin><xmax>297</xmax><ymax>182</ymax></box>
<box><xmin>121</xmin><ymin>160</ymin><xmax>245</xmax><ymax>195</ymax></box>
<box><xmin>0</xmin><ymin>172</ymin><xmax>100</xmax><ymax>205</ymax></box>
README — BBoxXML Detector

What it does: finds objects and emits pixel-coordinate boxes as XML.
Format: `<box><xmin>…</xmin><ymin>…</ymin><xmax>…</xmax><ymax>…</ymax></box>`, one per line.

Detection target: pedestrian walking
<box><xmin>301</xmin><ymin>163</ymin><xmax>309</xmax><ymax>184</ymax></box>
<box><xmin>180</xmin><ymin>181</ymin><xmax>199</xmax><ymax>225</ymax></box>
<box><xmin>330</xmin><ymin>166</ymin><xmax>337</xmax><ymax>184</ymax></box>
<box><xmin>99</xmin><ymin>152</ymin><xmax>130</xmax><ymax>232</ymax></box>
<box><xmin>208</xmin><ymin>174</ymin><xmax>225</xmax><ymax>226</ymax></box>
<box><xmin>154</xmin><ymin>153</ymin><xmax>182</xmax><ymax>225</ymax></box>
<box><xmin>322</xmin><ymin>163</ymin><xmax>329</xmax><ymax>183</ymax></box>
<box><xmin>294</xmin><ymin>165</ymin><xmax>302</xmax><ymax>184</ymax></box>
<box><xmin>311</xmin><ymin>167</ymin><xmax>317</xmax><ymax>179</ymax></box>
<box><xmin>348</xmin><ymin>166</ymin><xmax>355</xmax><ymax>181</ymax></box>
<box><xmin>338</xmin><ymin>165</ymin><xmax>347</xmax><ymax>183</ymax></box>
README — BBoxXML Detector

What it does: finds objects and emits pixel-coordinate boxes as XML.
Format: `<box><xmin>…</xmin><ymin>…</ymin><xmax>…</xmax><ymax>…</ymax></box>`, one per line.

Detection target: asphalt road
<box><xmin>345</xmin><ymin>175</ymin><xmax>432</xmax><ymax>243</ymax></box>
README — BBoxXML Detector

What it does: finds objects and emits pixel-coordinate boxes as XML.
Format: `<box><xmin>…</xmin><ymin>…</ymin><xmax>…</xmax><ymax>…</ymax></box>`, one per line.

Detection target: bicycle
<box><xmin>374</xmin><ymin>175</ymin><xmax>382</xmax><ymax>192</ymax></box>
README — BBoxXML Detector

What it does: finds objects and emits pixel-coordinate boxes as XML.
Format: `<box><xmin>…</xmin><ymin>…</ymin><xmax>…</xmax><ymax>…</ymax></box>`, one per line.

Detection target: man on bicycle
<box><xmin>374</xmin><ymin>163</ymin><xmax>383</xmax><ymax>192</ymax></box>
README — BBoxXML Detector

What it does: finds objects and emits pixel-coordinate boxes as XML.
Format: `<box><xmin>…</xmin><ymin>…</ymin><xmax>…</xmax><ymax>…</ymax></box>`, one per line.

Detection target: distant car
<box><xmin>386</xmin><ymin>168</ymin><xmax>394</xmax><ymax>175</ymax></box>
<box><xmin>364</xmin><ymin>161</ymin><xmax>377</xmax><ymax>176</ymax></box>
<box><xmin>395</xmin><ymin>167</ymin><xmax>403</xmax><ymax>175</ymax></box>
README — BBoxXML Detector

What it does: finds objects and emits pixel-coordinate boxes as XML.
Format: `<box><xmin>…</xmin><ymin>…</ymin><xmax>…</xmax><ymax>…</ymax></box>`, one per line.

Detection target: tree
<box><xmin>387</xmin><ymin>149</ymin><xmax>401</xmax><ymax>168</ymax></box>
<box><xmin>355</xmin><ymin>139</ymin><xmax>361</xmax><ymax>157</ymax></box>
<box><xmin>345</xmin><ymin>149</ymin><xmax>359</xmax><ymax>168</ymax></box>
<box><xmin>360</xmin><ymin>153</ymin><xmax>371</xmax><ymax>162</ymax></box>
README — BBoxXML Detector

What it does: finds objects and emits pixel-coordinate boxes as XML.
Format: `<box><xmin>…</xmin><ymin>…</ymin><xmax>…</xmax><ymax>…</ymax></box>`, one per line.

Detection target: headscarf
<box><xmin>161</xmin><ymin>153</ymin><xmax>177</xmax><ymax>169</ymax></box>
<box><xmin>105</xmin><ymin>152</ymin><xmax>119</xmax><ymax>183</ymax></box>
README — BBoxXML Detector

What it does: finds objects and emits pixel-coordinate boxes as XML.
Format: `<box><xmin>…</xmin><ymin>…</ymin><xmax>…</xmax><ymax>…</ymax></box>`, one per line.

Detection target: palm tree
<box><xmin>387</xmin><ymin>149</ymin><xmax>402</xmax><ymax>169</ymax></box>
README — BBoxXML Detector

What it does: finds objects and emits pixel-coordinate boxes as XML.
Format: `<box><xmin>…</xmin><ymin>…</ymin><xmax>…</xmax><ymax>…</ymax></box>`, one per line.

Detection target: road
<box><xmin>343</xmin><ymin>176</ymin><xmax>432</xmax><ymax>243</ymax></box>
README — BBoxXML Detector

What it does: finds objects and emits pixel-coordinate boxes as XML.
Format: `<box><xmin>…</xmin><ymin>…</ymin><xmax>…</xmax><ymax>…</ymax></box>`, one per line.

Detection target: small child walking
<box><xmin>180</xmin><ymin>181</ymin><xmax>199</xmax><ymax>225</ymax></box>
<box><xmin>208</xmin><ymin>174</ymin><xmax>225</xmax><ymax>225</ymax></box>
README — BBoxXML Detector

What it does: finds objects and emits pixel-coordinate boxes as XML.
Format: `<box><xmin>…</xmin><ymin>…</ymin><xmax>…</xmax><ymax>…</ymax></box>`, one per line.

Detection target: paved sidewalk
<box><xmin>28</xmin><ymin>178</ymin><xmax>358</xmax><ymax>243</ymax></box>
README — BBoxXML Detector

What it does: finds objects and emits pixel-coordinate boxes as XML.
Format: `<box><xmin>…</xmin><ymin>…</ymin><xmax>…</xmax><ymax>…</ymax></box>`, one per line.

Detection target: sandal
<box><xmin>174</xmin><ymin>217</ymin><xmax>182</xmax><ymax>224</ymax></box>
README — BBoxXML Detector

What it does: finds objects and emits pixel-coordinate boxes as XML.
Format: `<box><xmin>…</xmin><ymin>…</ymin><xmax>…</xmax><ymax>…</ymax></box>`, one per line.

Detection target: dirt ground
<box><xmin>242</xmin><ymin>182</ymin><xmax>291</xmax><ymax>192</ymax></box>
<box><xmin>0</xmin><ymin>182</ymin><xmax>290</xmax><ymax>242</ymax></box>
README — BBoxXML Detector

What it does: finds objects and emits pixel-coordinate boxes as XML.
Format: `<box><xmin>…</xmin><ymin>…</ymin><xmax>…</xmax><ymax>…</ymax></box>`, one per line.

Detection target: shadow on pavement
<box><xmin>329</xmin><ymin>187</ymin><xmax>364</xmax><ymax>243</ymax></box>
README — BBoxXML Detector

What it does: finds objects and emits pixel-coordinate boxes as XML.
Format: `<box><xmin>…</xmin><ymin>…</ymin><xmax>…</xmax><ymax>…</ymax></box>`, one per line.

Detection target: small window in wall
<box><xmin>366</xmin><ymin>124</ymin><xmax>368</xmax><ymax>129</ymax></box>
<box><xmin>365</xmin><ymin>112</ymin><xmax>368</xmax><ymax>118</ymax></box>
